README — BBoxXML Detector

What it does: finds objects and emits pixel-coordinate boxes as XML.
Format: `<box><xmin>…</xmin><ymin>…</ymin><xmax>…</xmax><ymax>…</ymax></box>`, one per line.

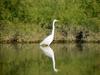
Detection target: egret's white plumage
<box><xmin>40</xmin><ymin>46</ymin><xmax>58</xmax><ymax>72</ymax></box>
<box><xmin>40</xmin><ymin>19</ymin><xmax>58</xmax><ymax>46</ymax></box>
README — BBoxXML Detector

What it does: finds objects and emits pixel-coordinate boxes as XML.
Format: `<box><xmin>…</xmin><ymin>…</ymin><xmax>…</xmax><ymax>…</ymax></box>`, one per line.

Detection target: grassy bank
<box><xmin>0</xmin><ymin>0</ymin><xmax>100</xmax><ymax>43</ymax></box>
<box><xmin>0</xmin><ymin>21</ymin><xmax>100</xmax><ymax>43</ymax></box>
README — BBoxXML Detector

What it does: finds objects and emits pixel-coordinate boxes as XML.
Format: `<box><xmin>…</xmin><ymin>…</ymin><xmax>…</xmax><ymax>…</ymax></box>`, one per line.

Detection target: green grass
<box><xmin>0</xmin><ymin>0</ymin><xmax>100</xmax><ymax>26</ymax></box>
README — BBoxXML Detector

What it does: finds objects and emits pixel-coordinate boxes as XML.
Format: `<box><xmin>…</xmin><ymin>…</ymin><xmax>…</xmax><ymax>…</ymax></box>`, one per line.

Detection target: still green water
<box><xmin>0</xmin><ymin>43</ymin><xmax>100</xmax><ymax>75</ymax></box>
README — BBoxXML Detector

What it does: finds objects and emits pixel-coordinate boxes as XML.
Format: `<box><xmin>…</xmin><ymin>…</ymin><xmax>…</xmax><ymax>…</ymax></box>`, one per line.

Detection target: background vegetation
<box><xmin>0</xmin><ymin>0</ymin><xmax>100</xmax><ymax>42</ymax></box>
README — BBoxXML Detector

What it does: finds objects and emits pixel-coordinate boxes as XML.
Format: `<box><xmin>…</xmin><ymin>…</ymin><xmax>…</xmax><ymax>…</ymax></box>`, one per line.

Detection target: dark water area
<box><xmin>0</xmin><ymin>43</ymin><xmax>100</xmax><ymax>75</ymax></box>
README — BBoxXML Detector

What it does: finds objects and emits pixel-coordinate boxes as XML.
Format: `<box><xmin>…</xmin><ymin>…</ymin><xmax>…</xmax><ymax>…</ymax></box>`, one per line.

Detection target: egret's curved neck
<box><xmin>51</xmin><ymin>21</ymin><xmax>55</xmax><ymax>36</ymax></box>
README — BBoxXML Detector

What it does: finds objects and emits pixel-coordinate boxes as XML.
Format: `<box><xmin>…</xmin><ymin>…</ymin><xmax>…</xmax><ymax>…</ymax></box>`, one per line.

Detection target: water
<box><xmin>0</xmin><ymin>43</ymin><xmax>100</xmax><ymax>75</ymax></box>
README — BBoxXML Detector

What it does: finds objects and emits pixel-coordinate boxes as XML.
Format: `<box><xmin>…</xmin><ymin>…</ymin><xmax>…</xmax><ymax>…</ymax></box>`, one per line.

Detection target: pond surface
<box><xmin>0</xmin><ymin>43</ymin><xmax>100</xmax><ymax>75</ymax></box>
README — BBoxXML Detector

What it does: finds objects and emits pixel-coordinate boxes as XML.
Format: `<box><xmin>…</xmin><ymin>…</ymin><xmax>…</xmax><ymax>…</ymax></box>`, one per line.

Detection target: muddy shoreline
<box><xmin>0</xmin><ymin>39</ymin><xmax>100</xmax><ymax>44</ymax></box>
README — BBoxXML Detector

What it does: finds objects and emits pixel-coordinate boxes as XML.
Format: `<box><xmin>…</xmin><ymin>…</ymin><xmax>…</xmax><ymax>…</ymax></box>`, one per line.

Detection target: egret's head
<box><xmin>53</xmin><ymin>19</ymin><xmax>58</xmax><ymax>23</ymax></box>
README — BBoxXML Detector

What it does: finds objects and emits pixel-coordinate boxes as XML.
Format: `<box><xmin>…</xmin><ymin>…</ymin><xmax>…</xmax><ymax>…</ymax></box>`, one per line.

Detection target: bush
<box><xmin>0</xmin><ymin>0</ymin><xmax>100</xmax><ymax>31</ymax></box>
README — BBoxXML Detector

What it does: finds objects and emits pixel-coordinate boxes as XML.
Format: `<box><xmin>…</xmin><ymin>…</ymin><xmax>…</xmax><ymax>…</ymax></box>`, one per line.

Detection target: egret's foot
<box><xmin>54</xmin><ymin>68</ymin><xmax>58</xmax><ymax>72</ymax></box>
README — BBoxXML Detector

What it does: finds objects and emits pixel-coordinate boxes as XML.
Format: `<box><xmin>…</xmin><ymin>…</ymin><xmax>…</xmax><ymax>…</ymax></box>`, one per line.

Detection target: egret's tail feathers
<box><xmin>40</xmin><ymin>42</ymin><xmax>42</xmax><ymax>45</ymax></box>
<box><xmin>40</xmin><ymin>42</ymin><xmax>45</xmax><ymax>46</ymax></box>
<box><xmin>40</xmin><ymin>43</ymin><xmax>49</xmax><ymax>46</ymax></box>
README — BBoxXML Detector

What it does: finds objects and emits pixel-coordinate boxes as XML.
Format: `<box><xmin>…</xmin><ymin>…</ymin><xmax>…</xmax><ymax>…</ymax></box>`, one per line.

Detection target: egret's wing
<box><xmin>40</xmin><ymin>35</ymin><xmax>52</xmax><ymax>45</ymax></box>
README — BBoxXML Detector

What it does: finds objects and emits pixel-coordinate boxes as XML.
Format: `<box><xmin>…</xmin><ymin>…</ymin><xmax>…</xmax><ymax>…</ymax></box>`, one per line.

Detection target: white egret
<box><xmin>40</xmin><ymin>19</ymin><xmax>58</xmax><ymax>46</ymax></box>
<box><xmin>40</xmin><ymin>46</ymin><xmax>58</xmax><ymax>72</ymax></box>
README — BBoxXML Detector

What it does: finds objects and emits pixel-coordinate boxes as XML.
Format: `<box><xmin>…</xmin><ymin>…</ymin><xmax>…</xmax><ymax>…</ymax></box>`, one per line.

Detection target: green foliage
<box><xmin>0</xmin><ymin>0</ymin><xmax>100</xmax><ymax>31</ymax></box>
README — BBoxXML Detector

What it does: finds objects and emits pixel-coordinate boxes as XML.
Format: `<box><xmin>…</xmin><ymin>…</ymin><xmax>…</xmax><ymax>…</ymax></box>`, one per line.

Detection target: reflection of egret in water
<box><xmin>40</xmin><ymin>46</ymin><xmax>58</xmax><ymax>72</ymax></box>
